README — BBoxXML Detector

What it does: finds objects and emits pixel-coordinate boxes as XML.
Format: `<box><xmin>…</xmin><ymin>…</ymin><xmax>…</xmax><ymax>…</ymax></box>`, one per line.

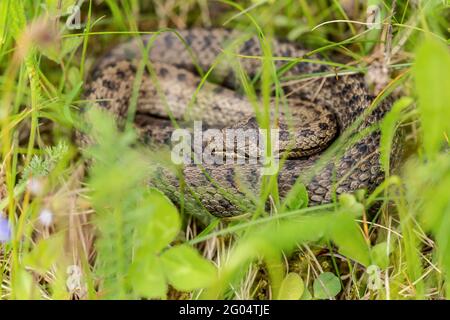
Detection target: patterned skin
<box><xmin>83</xmin><ymin>28</ymin><xmax>397</xmax><ymax>217</ymax></box>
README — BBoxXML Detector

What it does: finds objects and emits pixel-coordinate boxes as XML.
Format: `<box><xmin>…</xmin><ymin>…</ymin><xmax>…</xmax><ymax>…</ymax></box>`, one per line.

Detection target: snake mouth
<box><xmin>279</xmin><ymin>146</ymin><xmax>331</xmax><ymax>159</ymax></box>
<box><xmin>134</xmin><ymin>111</ymin><xmax>175</xmax><ymax>123</ymax></box>
<box><xmin>277</xmin><ymin>127</ymin><xmax>339</xmax><ymax>159</ymax></box>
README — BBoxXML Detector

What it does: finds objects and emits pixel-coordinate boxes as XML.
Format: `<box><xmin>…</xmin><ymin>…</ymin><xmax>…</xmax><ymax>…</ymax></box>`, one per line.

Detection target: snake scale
<box><xmin>84</xmin><ymin>28</ymin><xmax>396</xmax><ymax>218</ymax></box>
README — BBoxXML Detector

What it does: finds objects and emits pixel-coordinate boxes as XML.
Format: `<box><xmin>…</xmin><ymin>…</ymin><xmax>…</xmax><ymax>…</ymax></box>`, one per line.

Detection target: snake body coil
<box><xmin>84</xmin><ymin>28</ymin><xmax>396</xmax><ymax>217</ymax></box>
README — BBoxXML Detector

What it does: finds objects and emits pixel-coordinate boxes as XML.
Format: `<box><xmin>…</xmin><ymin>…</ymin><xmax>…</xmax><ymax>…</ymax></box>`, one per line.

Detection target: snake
<box><xmin>83</xmin><ymin>28</ymin><xmax>397</xmax><ymax>218</ymax></box>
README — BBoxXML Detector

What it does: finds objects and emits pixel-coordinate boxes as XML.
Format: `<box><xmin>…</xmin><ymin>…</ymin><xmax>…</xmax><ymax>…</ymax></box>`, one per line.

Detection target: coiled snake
<box><xmin>84</xmin><ymin>28</ymin><xmax>396</xmax><ymax>218</ymax></box>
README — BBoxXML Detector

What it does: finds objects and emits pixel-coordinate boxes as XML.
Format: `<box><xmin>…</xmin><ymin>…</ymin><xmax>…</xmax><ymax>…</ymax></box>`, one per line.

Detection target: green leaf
<box><xmin>161</xmin><ymin>244</ymin><xmax>217</xmax><ymax>291</ymax></box>
<box><xmin>127</xmin><ymin>189</ymin><xmax>181</xmax><ymax>298</ymax></box>
<box><xmin>404</xmin><ymin>155</ymin><xmax>450</xmax><ymax>297</ymax></box>
<box><xmin>370</xmin><ymin>241</ymin><xmax>391</xmax><ymax>270</ymax></box>
<box><xmin>40</xmin><ymin>44</ymin><xmax>61</xmax><ymax>63</ymax></box>
<box><xmin>329</xmin><ymin>212</ymin><xmax>370</xmax><ymax>266</ymax></box>
<box><xmin>60</xmin><ymin>37</ymin><xmax>83</xmax><ymax>59</ymax></box>
<box><xmin>12</xmin><ymin>267</ymin><xmax>38</xmax><ymax>299</ymax></box>
<box><xmin>140</xmin><ymin>188</ymin><xmax>181</xmax><ymax>253</ymax></box>
<box><xmin>338</xmin><ymin>194</ymin><xmax>364</xmax><ymax>217</ymax></box>
<box><xmin>277</xmin><ymin>272</ymin><xmax>304</xmax><ymax>300</ymax></box>
<box><xmin>40</xmin><ymin>29</ymin><xmax>83</xmax><ymax>63</ymax></box>
<box><xmin>380</xmin><ymin>97</ymin><xmax>413</xmax><ymax>173</ymax></box>
<box><xmin>62</xmin><ymin>78</ymin><xmax>82</xmax><ymax>123</ymax></box>
<box><xmin>287</xmin><ymin>25</ymin><xmax>310</xmax><ymax>41</ymax></box>
<box><xmin>67</xmin><ymin>67</ymin><xmax>82</xmax><ymax>89</ymax></box>
<box><xmin>24</xmin><ymin>234</ymin><xmax>64</xmax><ymax>274</ymax></box>
<box><xmin>413</xmin><ymin>37</ymin><xmax>450</xmax><ymax>159</ymax></box>
<box><xmin>282</xmin><ymin>182</ymin><xmax>308</xmax><ymax>211</ymax></box>
<box><xmin>300</xmin><ymin>288</ymin><xmax>313</xmax><ymax>300</ymax></box>
<box><xmin>129</xmin><ymin>255</ymin><xmax>167</xmax><ymax>299</ymax></box>
<box><xmin>313</xmin><ymin>272</ymin><xmax>341</xmax><ymax>299</ymax></box>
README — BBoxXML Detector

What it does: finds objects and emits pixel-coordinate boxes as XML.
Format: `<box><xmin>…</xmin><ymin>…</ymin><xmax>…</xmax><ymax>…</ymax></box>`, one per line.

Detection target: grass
<box><xmin>0</xmin><ymin>0</ymin><xmax>449</xmax><ymax>300</ymax></box>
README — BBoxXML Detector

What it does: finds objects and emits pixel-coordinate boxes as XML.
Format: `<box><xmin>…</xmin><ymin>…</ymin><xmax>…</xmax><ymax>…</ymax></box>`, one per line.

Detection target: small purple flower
<box><xmin>39</xmin><ymin>208</ymin><xmax>53</xmax><ymax>227</ymax></box>
<box><xmin>0</xmin><ymin>214</ymin><xmax>11</xmax><ymax>243</ymax></box>
<box><xmin>27</xmin><ymin>177</ymin><xmax>44</xmax><ymax>196</ymax></box>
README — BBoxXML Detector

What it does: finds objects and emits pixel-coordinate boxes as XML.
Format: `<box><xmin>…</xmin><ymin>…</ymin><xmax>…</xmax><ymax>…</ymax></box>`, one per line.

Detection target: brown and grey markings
<box><xmin>84</xmin><ymin>28</ymin><xmax>397</xmax><ymax>218</ymax></box>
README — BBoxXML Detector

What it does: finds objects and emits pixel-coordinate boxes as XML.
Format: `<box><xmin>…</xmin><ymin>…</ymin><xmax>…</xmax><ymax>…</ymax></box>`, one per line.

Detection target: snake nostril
<box><xmin>318</xmin><ymin>122</ymin><xmax>329</xmax><ymax>130</ymax></box>
<box><xmin>177</xmin><ymin>73</ymin><xmax>187</xmax><ymax>81</ymax></box>
<box><xmin>158</xmin><ymin>67</ymin><xmax>169</xmax><ymax>77</ymax></box>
